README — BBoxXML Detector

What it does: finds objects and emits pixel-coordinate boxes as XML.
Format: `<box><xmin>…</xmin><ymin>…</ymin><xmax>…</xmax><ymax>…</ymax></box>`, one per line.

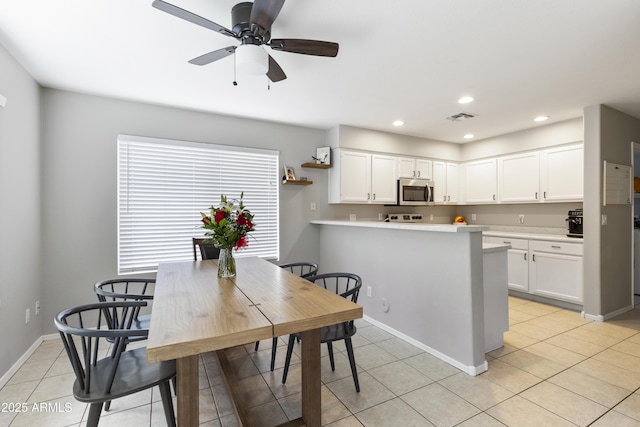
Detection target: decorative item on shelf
<box><xmin>313</xmin><ymin>146</ymin><xmax>331</xmax><ymax>165</ymax></box>
<box><xmin>200</xmin><ymin>193</ymin><xmax>254</xmax><ymax>278</ymax></box>
<box><xmin>284</xmin><ymin>165</ymin><xmax>296</xmax><ymax>181</ymax></box>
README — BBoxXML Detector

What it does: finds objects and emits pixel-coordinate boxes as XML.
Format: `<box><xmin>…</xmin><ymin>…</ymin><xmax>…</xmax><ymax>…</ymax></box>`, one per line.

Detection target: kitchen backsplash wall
<box><xmin>320</xmin><ymin>202</ymin><xmax>578</xmax><ymax>233</ymax></box>
<box><xmin>456</xmin><ymin>202</ymin><xmax>581</xmax><ymax>232</ymax></box>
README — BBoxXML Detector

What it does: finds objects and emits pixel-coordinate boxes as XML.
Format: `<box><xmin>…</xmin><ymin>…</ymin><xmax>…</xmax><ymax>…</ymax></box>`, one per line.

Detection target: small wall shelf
<box><xmin>282</xmin><ymin>179</ymin><xmax>313</xmax><ymax>185</ymax></box>
<box><xmin>301</xmin><ymin>162</ymin><xmax>331</xmax><ymax>169</ymax></box>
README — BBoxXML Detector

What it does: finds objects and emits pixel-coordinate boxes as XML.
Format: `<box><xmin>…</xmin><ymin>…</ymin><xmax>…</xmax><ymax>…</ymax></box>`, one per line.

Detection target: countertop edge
<box><xmin>484</xmin><ymin>230</ymin><xmax>583</xmax><ymax>243</ymax></box>
<box><xmin>483</xmin><ymin>243</ymin><xmax>511</xmax><ymax>253</ymax></box>
<box><xmin>310</xmin><ymin>220</ymin><xmax>489</xmax><ymax>233</ymax></box>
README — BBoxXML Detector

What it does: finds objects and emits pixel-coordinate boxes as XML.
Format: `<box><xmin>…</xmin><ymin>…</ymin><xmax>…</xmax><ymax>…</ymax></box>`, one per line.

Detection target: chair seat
<box><xmin>73</xmin><ymin>347</ymin><xmax>176</xmax><ymax>403</ymax></box>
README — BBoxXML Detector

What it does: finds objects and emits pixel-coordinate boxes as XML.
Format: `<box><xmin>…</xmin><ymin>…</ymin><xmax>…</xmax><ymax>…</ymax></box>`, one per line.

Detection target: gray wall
<box><xmin>460</xmin><ymin>118</ymin><xmax>583</xmax><ymax>161</ymax></box>
<box><xmin>328</xmin><ymin>124</ymin><xmax>462</xmax><ymax>161</ymax></box>
<box><xmin>39</xmin><ymin>89</ymin><xmax>327</xmax><ymax>334</ymax></box>
<box><xmin>583</xmin><ymin>105</ymin><xmax>640</xmax><ymax>317</ymax></box>
<box><xmin>0</xmin><ymin>44</ymin><xmax>42</xmax><ymax>376</ymax></box>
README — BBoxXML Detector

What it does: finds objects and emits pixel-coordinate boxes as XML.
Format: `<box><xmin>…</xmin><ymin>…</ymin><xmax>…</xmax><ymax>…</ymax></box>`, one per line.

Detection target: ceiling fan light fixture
<box><xmin>236</xmin><ymin>44</ymin><xmax>268</xmax><ymax>75</ymax></box>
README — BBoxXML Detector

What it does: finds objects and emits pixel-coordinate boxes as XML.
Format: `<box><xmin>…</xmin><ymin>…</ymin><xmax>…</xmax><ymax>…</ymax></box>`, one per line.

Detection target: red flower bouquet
<box><xmin>200</xmin><ymin>193</ymin><xmax>255</xmax><ymax>251</ymax></box>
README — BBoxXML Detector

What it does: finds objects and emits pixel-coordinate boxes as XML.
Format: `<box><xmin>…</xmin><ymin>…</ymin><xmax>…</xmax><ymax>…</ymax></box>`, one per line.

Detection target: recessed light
<box><xmin>392</xmin><ymin>120</ymin><xmax>404</xmax><ymax>127</ymax></box>
<box><xmin>534</xmin><ymin>116</ymin><xmax>549</xmax><ymax>122</ymax></box>
<box><xmin>458</xmin><ymin>96</ymin><xmax>474</xmax><ymax>104</ymax></box>
<box><xmin>464</xmin><ymin>134</ymin><xmax>475</xmax><ymax>139</ymax></box>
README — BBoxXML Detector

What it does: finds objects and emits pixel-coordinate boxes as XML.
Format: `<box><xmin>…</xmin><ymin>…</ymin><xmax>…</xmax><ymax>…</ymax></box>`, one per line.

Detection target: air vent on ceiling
<box><xmin>446</xmin><ymin>112</ymin><xmax>477</xmax><ymax>122</ymax></box>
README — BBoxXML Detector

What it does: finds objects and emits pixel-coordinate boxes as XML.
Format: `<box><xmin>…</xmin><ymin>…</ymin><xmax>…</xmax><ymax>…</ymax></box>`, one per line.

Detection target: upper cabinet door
<box><xmin>398</xmin><ymin>157</ymin><xmax>416</xmax><ymax>178</ymax></box>
<box><xmin>415</xmin><ymin>159</ymin><xmax>433</xmax><ymax>180</ymax></box>
<box><xmin>397</xmin><ymin>157</ymin><xmax>432</xmax><ymax>179</ymax></box>
<box><xmin>541</xmin><ymin>144</ymin><xmax>583</xmax><ymax>202</ymax></box>
<box><xmin>432</xmin><ymin>161</ymin><xmax>458</xmax><ymax>204</ymax></box>
<box><xmin>339</xmin><ymin>150</ymin><xmax>371</xmax><ymax>203</ymax></box>
<box><xmin>498</xmin><ymin>152</ymin><xmax>540</xmax><ymax>203</ymax></box>
<box><xmin>465</xmin><ymin>158</ymin><xmax>497</xmax><ymax>203</ymax></box>
<box><xmin>446</xmin><ymin>162</ymin><xmax>459</xmax><ymax>203</ymax></box>
<box><xmin>371</xmin><ymin>154</ymin><xmax>397</xmax><ymax>203</ymax></box>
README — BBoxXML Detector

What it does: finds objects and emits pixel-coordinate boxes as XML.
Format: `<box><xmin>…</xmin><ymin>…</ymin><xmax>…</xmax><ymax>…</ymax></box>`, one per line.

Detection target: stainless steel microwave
<box><xmin>396</xmin><ymin>178</ymin><xmax>434</xmax><ymax>206</ymax></box>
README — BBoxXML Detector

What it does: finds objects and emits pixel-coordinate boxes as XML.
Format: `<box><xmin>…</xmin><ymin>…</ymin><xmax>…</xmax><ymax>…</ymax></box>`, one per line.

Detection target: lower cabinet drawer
<box><xmin>530</xmin><ymin>240</ymin><xmax>583</xmax><ymax>256</ymax></box>
<box><xmin>485</xmin><ymin>236</ymin><xmax>528</xmax><ymax>250</ymax></box>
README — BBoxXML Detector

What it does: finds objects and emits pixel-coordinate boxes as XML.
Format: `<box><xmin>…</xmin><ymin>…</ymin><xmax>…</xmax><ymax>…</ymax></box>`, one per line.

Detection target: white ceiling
<box><xmin>1</xmin><ymin>0</ymin><xmax>639</xmax><ymax>143</ymax></box>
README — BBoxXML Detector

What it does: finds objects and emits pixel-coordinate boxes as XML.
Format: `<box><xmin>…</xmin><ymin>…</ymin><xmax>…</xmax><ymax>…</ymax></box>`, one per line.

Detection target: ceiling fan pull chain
<box><xmin>233</xmin><ymin>51</ymin><xmax>238</xmax><ymax>86</ymax></box>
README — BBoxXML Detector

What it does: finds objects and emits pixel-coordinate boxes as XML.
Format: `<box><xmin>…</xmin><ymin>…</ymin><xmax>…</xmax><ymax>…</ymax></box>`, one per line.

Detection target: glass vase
<box><xmin>218</xmin><ymin>247</ymin><xmax>236</xmax><ymax>278</ymax></box>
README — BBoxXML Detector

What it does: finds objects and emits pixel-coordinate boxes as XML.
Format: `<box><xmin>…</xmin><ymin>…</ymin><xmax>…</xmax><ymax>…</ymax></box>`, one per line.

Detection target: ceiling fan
<box><xmin>152</xmin><ymin>0</ymin><xmax>339</xmax><ymax>83</ymax></box>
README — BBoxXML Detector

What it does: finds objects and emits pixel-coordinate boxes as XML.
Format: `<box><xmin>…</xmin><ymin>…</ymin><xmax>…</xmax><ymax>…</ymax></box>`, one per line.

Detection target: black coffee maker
<box><xmin>566</xmin><ymin>208</ymin><xmax>583</xmax><ymax>238</ymax></box>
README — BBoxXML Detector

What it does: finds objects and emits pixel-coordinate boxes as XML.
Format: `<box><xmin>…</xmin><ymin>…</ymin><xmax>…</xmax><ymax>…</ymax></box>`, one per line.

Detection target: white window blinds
<box><xmin>117</xmin><ymin>135</ymin><xmax>279</xmax><ymax>274</ymax></box>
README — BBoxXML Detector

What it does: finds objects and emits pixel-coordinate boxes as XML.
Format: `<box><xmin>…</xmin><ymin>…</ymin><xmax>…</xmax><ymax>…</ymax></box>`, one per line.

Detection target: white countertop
<box><xmin>310</xmin><ymin>220</ymin><xmax>489</xmax><ymax>233</ymax></box>
<box><xmin>484</xmin><ymin>230</ymin><xmax>583</xmax><ymax>243</ymax></box>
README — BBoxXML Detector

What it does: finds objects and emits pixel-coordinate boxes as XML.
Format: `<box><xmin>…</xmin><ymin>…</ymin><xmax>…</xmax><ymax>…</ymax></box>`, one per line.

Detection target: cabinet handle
<box><xmin>443</xmin><ymin>196</ymin><xmax>447</xmax><ymax>202</ymax></box>
<box><xmin>367</xmin><ymin>193</ymin><xmax>370</xmax><ymax>200</ymax></box>
<box><xmin>447</xmin><ymin>195</ymin><xmax>451</xmax><ymax>202</ymax></box>
<box><xmin>552</xmin><ymin>245</ymin><xmax>561</xmax><ymax>249</ymax></box>
<box><xmin>503</xmin><ymin>241</ymin><xmax>511</xmax><ymax>244</ymax></box>
<box><xmin>544</xmin><ymin>191</ymin><xmax>547</xmax><ymax>199</ymax></box>
<box><xmin>535</xmin><ymin>192</ymin><xmax>538</xmax><ymax>199</ymax></box>
<box><xmin>524</xmin><ymin>253</ymin><xmax>527</xmax><ymax>261</ymax></box>
<box><xmin>373</xmin><ymin>193</ymin><xmax>376</xmax><ymax>200</ymax></box>
<box><xmin>493</xmin><ymin>194</ymin><xmax>496</xmax><ymax>200</ymax></box>
<box><xmin>532</xmin><ymin>254</ymin><xmax>536</xmax><ymax>261</ymax></box>
<box><xmin>417</xmin><ymin>171</ymin><xmax>420</xmax><ymax>177</ymax></box>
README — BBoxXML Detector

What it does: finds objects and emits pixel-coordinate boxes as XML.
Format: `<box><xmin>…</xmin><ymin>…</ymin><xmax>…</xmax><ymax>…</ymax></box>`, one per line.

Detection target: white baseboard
<box><xmin>363</xmin><ymin>315</ymin><xmax>488</xmax><ymax>376</ymax></box>
<box><xmin>582</xmin><ymin>304</ymin><xmax>634</xmax><ymax>322</ymax></box>
<box><xmin>0</xmin><ymin>334</ymin><xmax>59</xmax><ymax>389</ymax></box>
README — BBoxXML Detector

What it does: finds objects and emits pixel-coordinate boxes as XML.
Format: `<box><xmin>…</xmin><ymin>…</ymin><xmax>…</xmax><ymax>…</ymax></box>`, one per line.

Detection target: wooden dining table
<box><xmin>146</xmin><ymin>257</ymin><xmax>363</xmax><ymax>427</ymax></box>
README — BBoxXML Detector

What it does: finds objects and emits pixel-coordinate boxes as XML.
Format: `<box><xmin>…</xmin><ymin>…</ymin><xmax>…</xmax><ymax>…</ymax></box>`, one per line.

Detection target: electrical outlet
<box><xmin>310</xmin><ymin>201</ymin><xmax>316</xmax><ymax>211</ymax></box>
<box><xmin>429</xmin><ymin>213</ymin><xmax>434</xmax><ymax>221</ymax></box>
<box><xmin>25</xmin><ymin>308</ymin><xmax>30</xmax><ymax>324</ymax></box>
<box><xmin>471</xmin><ymin>213</ymin><xmax>477</xmax><ymax>221</ymax></box>
<box><xmin>35</xmin><ymin>300</ymin><xmax>40</xmax><ymax>316</ymax></box>
<box><xmin>518</xmin><ymin>214</ymin><xmax>525</xmax><ymax>224</ymax></box>
<box><xmin>602</xmin><ymin>214</ymin><xmax>608</xmax><ymax>225</ymax></box>
<box><xmin>367</xmin><ymin>286</ymin><xmax>372</xmax><ymax>297</ymax></box>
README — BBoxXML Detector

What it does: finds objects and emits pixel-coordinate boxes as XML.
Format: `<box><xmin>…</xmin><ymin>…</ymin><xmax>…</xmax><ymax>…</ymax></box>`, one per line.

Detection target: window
<box><xmin>117</xmin><ymin>135</ymin><xmax>279</xmax><ymax>274</ymax></box>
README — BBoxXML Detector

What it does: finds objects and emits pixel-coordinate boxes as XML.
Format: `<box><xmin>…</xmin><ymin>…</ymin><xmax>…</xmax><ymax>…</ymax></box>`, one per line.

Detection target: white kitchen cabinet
<box><xmin>484</xmin><ymin>234</ymin><xmax>583</xmax><ymax>304</ymax></box>
<box><xmin>530</xmin><ymin>240</ymin><xmax>583</xmax><ymax>303</ymax></box>
<box><xmin>433</xmin><ymin>161</ymin><xmax>458</xmax><ymax>204</ymax></box>
<box><xmin>498</xmin><ymin>152</ymin><xmax>540</xmax><ymax>203</ymax></box>
<box><xmin>371</xmin><ymin>153</ymin><xmax>398</xmax><ymax>203</ymax></box>
<box><xmin>328</xmin><ymin>149</ymin><xmax>396</xmax><ymax>204</ymax></box>
<box><xmin>398</xmin><ymin>157</ymin><xmax>432</xmax><ymax>179</ymax></box>
<box><xmin>540</xmin><ymin>144</ymin><xmax>583</xmax><ymax>202</ymax></box>
<box><xmin>465</xmin><ymin>158</ymin><xmax>497</xmax><ymax>204</ymax></box>
<box><xmin>484</xmin><ymin>236</ymin><xmax>529</xmax><ymax>292</ymax></box>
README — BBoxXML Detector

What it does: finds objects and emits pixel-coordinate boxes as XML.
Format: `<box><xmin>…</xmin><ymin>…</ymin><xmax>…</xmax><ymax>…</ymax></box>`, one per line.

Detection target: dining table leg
<box><xmin>300</xmin><ymin>328</ymin><xmax>321</xmax><ymax>427</ymax></box>
<box><xmin>176</xmin><ymin>354</ymin><xmax>199</xmax><ymax>427</ymax></box>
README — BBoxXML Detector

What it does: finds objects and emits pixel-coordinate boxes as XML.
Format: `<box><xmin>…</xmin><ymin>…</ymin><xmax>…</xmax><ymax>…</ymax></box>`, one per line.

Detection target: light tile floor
<box><xmin>2</xmin><ymin>296</ymin><xmax>640</xmax><ymax>427</ymax></box>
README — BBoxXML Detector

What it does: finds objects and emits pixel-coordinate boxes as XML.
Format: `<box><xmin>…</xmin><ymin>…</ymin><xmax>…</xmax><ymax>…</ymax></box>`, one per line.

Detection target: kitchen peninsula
<box><xmin>311</xmin><ymin>220</ymin><xmax>507</xmax><ymax>375</ymax></box>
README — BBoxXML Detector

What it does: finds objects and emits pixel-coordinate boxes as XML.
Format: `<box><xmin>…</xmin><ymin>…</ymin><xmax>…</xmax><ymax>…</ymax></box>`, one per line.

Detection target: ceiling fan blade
<box><xmin>152</xmin><ymin>0</ymin><xmax>236</xmax><ymax>38</ymax></box>
<box><xmin>267</xmin><ymin>55</ymin><xmax>287</xmax><ymax>82</ymax></box>
<box><xmin>250</xmin><ymin>0</ymin><xmax>285</xmax><ymax>37</ymax></box>
<box><xmin>189</xmin><ymin>46</ymin><xmax>237</xmax><ymax>66</ymax></box>
<box><xmin>269</xmin><ymin>39</ymin><xmax>339</xmax><ymax>57</ymax></box>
